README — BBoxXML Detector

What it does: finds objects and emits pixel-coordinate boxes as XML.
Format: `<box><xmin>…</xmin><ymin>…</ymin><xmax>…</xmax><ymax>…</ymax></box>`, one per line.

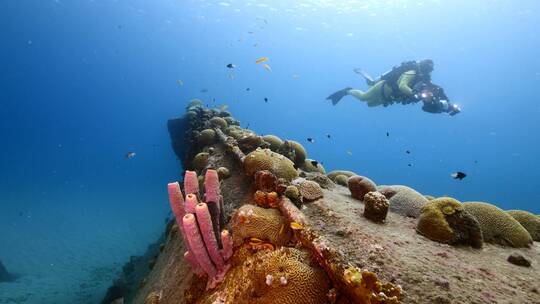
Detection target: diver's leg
<box><xmin>348</xmin><ymin>81</ymin><xmax>386</xmax><ymax>107</ymax></box>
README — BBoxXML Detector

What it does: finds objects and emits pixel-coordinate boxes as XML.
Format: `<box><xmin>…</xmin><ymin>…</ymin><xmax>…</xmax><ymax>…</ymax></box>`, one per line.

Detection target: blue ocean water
<box><xmin>1</xmin><ymin>0</ymin><xmax>539</xmax><ymax>303</ymax></box>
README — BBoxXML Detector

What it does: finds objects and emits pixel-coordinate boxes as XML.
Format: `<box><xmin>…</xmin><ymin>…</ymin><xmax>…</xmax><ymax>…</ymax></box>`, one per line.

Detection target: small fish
<box><xmin>264</xmin><ymin>97</ymin><xmax>268</xmax><ymax>103</ymax></box>
<box><xmin>290</xmin><ymin>222</ymin><xmax>304</xmax><ymax>230</ymax></box>
<box><xmin>451</xmin><ymin>172</ymin><xmax>467</xmax><ymax>180</ymax></box>
<box><xmin>262</xmin><ymin>63</ymin><xmax>272</xmax><ymax>71</ymax></box>
<box><xmin>249</xmin><ymin>237</ymin><xmax>264</xmax><ymax>244</ymax></box>
<box><xmin>307</xmin><ymin>138</ymin><xmax>314</xmax><ymax>143</ymax></box>
<box><xmin>386</xmin><ymin>132</ymin><xmax>389</xmax><ymax>137</ymax></box>
<box><xmin>326</xmin><ymin>133</ymin><xmax>331</xmax><ymax>139</ymax></box>
<box><xmin>406</xmin><ymin>150</ymin><xmax>411</xmax><ymax>154</ymax></box>
<box><xmin>219</xmin><ymin>104</ymin><xmax>229</xmax><ymax>111</ymax></box>
<box><xmin>226</xmin><ymin>63</ymin><xmax>235</xmax><ymax>69</ymax></box>
<box><xmin>292</xmin><ymin>74</ymin><xmax>300</xmax><ymax>79</ymax></box>
<box><xmin>246</xmin><ymin>88</ymin><xmax>251</xmax><ymax>91</ymax></box>
<box><xmin>248</xmin><ymin>31</ymin><xmax>254</xmax><ymax>34</ymax></box>
<box><xmin>310</xmin><ymin>160</ymin><xmax>319</xmax><ymax>167</ymax></box>
<box><xmin>253</xmin><ymin>43</ymin><xmax>258</xmax><ymax>47</ymax></box>
<box><xmin>176</xmin><ymin>79</ymin><xmax>183</xmax><ymax>86</ymax></box>
<box><xmin>408</xmin><ymin>164</ymin><xmax>412</xmax><ymax>167</ymax></box>
<box><xmin>256</xmin><ymin>57</ymin><xmax>269</xmax><ymax>64</ymax></box>
<box><xmin>125</xmin><ymin>152</ymin><xmax>136</xmax><ymax>159</ymax></box>
<box><xmin>346</xmin><ymin>150</ymin><xmax>352</xmax><ymax>156</ymax></box>
<box><xmin>200</xmin><ymin>88</ymin><xmax>208</xmax><ymax>93</ymax></box>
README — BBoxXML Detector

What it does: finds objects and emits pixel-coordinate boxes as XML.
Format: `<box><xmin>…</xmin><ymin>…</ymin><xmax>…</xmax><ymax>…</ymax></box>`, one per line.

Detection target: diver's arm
<box><xmin>397</xmin><ymin>70</ymin><xmax>416</xmax><ymax>96</ymax></box>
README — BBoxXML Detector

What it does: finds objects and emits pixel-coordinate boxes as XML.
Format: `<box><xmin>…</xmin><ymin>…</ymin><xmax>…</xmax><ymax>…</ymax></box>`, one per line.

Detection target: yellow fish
<box><xmin>176</xmin><ymin>79</ymin><xmax>183</xmax><ymax>86</ymax></box>
<box><xmin>290</xmin><ymin>222</ymin><xmax>304</xmax><ymax>230</ymax></box>
<box><xmin>255</xmin><ymin>57</ymin><xmax>269</xmax><ymax>64</ymax></box>
<box><xmin>262</xmin><ymin>63</ymin><xmax>272</xmax><ymax>71</ymax></box>
<box><xmin>249</xmin><ymin>237</ymin><xmax>264</xmax><ymax>244</ymax></box>
<box><xmin>279</xmin><ymin>224</ymin><xmax>284</xmax><ymax>235</ymax></box>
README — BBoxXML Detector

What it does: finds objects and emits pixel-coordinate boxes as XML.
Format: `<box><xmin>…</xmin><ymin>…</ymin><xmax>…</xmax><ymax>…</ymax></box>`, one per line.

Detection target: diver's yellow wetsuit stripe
<box><xmin>348</xmin><ymin>70</ymin><xmax>416</xmax><ymax>106</ymax></box>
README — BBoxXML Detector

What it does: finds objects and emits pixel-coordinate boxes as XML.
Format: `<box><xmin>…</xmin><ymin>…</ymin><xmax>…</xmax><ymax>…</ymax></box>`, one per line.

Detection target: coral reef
<box><xmin>217</xmin><ymin>167</ymin><xmax>230</xmax><ymax>180</ymax></box>
<box><xmin>297</xmin><ymin>180</ymin><xmax>323</xmax><ymax>202</ymax></box>
<box><xmin>416</xmin><ymin>197</ymin><xmax>483</xmax><ymax>248</ymax></box>
<box><xmin>279</xmin><ymin>140</ymin><xmax>307</xmax><ymax>167</ymax></box>
<box><xmin>301</xmin><ymin>159</ymin><xmax>326</xmax><ymax>174</ymax></box>
<box><xmin>463</xmin><ymin>202</ymin><xmax>533</xmax><ymax>247</ymax></box>
<box><xmin>378</xmin><ymin>185</ymin><xmax>429</xmax><ymax>218</ymax></box>
<box><xmin>254</xmin><ymin>170</ymin><xmax>278</xmax><ymax>192</ymax></box>
<box><xmin>507</xmin><ymin>210</ymin><xmax>540</xmax><ymax>241</ymax></box>
<box><xmin>334</xmin><ymin>174</ymin><xmax>349</xmax><ymax>186</ymax></box>
<box><xmin>230</xmin><ymin>205</ymin><xmax>292</xmax><ymax>247</ymax></box>
<box><xmin>284</xmin><ymin>185</ymin><xmax>300</xmax><ymax>202</ymax></box>
<box><xmin>363</xmin><ymin>191</ymin><xmax>389</xmax><ymax>223</ymax></box>
<box><xmin>243</xmin><ymin>148</ymin><xmax>298</xmax><ymax>181</ymax></box>
<box><xmin>327</xmin><ymin>170</ymin><xmax>356</xmax><ymax>182</ymax></box>
<box><xmin>262</xmin><ymin>135</ymin><xmax>284</xmax><ymax>152</ymax></box>
<box><xmin>348</xmin><ymin>175</ymin><xmax>377</xmax><ymax>201</ymax></box>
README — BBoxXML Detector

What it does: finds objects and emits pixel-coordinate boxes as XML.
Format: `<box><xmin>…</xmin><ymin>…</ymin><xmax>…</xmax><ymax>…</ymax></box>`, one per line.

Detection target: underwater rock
<box><xmin>379</xmin><ymin>185</ymin><xmax>429</xmax><ymax>218</ymax></box>
<box><xmin>0</xmin><ymin>260</ymin><xmax>15</xmax><ymax>283</ymax></box>
<box><xmin>298</xmin><ymin>180</ymin><xmax>323</xmax><ymax>202</ymax></box>
<box><xmin>167</xmin><ymin>116</ymin><xmax>189</xmax><ymax>162</ymax></box>
<box><xmin>243</xmin><ymin>148</ymin><xmax>298</xmax><ymax>181</ymax></box>
<box><xmin>507</xmin><ymin>253</ymin><xmax>531</xmax><ymax>267</ymax></box>
<box><xmin>363</xmin><ymin>191</ymin><xmax>389</xmax><ymax>223</ymax></box>
<box><xmin>416</xmin><ymin>197</ymin><xmax>483</xmax><ymax>248</ymax></box>
<box><xmin>506</xmin><ymin>210</ymin><xmax>540</xmax><ymax>241</ymax></box>
<box><xmin>230</xmin><ymin>205</ymin><xmax>292</xmax><ymax>247</ymax></box>
<box><xmin>347</xmin><ymin>175</ymin><xmax>377</xmax><ymax>201</ymax></box>
<box><xmin>262</xmin><ymin>134</ymin><xmax>284</xmax><ymax>152</ymax></box>
<box><xmin>463</xmin><ymin>202</ymin><xmax>533</xmax><ymax>247</ymax></box>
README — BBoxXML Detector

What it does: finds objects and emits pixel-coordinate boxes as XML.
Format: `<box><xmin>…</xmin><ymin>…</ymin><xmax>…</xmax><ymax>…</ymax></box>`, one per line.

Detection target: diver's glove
<box><xmin>448</xmin><ymin>103</ymin><xmax>461</xmax><ymax>116</ymax></box>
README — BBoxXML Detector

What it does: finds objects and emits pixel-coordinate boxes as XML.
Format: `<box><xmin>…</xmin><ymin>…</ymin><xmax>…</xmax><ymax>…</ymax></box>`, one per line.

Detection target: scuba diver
<box><xmin>326</xmin><ymin>59</ymin><xmax>461</xmax><ymax>115</ymax></box>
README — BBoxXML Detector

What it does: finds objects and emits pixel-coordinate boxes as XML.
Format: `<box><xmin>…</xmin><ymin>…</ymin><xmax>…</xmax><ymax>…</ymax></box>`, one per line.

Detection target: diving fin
<box><xmin>326</xmin><ymin>87</ymin><xmax>352</xmax><ymax>106</ymax></box>
<box><xmin>353</xmin><ymin>68</ymin><xmax>376</xmax><ymax>86</ymax></box>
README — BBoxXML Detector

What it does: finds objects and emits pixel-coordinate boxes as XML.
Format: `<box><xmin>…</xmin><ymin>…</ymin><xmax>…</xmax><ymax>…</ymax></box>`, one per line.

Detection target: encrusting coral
<box><xmin>363</xmin><ymin>191</ymin><xmax>389</xmax><ymax>223</ymax></box>
<box><xmin>463</xmin><ymin>202</ymin><xmax>533</xmax><ymax>247</ymax></box>
<box><xmin>262</xmin><ymin>134</ymin><xmax>284</xmax><ymax>152</ymax></box>
<box><xmin>243</xmin><ymin>148</ymin><xmax>298</xmax><ymax>181</ymax></box>
<box><xmin>284</xmin><ymin>185</ymin><xmax>301</xmax><ymax>202</ymax></box>
<box><xmin>334</xmin><ymin>174</ymin><xmax>349</xmax><ymax>186</ymax></box>
<box><xmin>378</xmin><ymin>185</ymin><xmax>429</xmax><ymax>218</ymax></box>
<box><xmin>348</xmin><ymin>175</ymin><xmax>377</xmax><ymax>201</ymax></box>
<box><xmin>230</xmin><ymin>205</ymin><xmax>292</xmax><ymax>247</ymax></box>
<box><xmin>506</xmin><ymin>210</ymin><xmax>540</xmax><ymax>241</ymax></box>
<box><xmin>297</xmin><ymin>180</ymin><xmax>323</xmax><ymax>202</ymax></box>
<box><xmin>416</xmin><ymin>197</ymin><xmax>483</xmax><ymax>248</ymax></box>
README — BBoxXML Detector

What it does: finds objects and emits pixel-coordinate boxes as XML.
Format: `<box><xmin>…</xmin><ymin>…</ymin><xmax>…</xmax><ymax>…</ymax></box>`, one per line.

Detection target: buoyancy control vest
<box><xmin>379</xmin><ymin>61</ymin><xmax>432</xmax><ymax>100</ymax></box>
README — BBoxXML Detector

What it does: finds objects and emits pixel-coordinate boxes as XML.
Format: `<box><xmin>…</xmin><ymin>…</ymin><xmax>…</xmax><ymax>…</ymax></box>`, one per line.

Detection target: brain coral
<box><xmin>378</xmin><ymin>185</ymin><xmax>429</xmax><ymax>218</ymax></box>
<box><xmin>251</xmin><ymin>247</ymin><xmax>330</xmax><ymax>304</ymax></box>
<box><xmin>193</xmin><ymin>152</ymin><xmax>209</xmax><ymax>170</ymax></box>
<box><xmin>198</xmin><ymin>129</ymin><xmax>216</xmax><ymax>146</ymax></box>
<box><xmin>347</xmin><ymin>175</ymin><xmax>377</xmax><ymax>201</ymax></box>
<box><xmin>262</xmin><ymin>135</ymin><xmax>284</xmax><ymax>152</ymax></box>
<box><xmin>209</xmin><ymin>117</ymin><xmax>228</xmax><ymax>130</ymax></box>
<box><xmin>298</xmin><ymin>180</ymin><xmax>323</xmax><ymax>202</ymax></box>
<box><xmin>301</xmin><ymin>159</ymin><xmax>326</xmax><ymax>174</ymax></box>
<box><xmin>327</xmin><ymin>170</ymin><xmax>356</xmax><ymax>181</ymax></box>
<box><xmin>363</xmin><ymin>191</ymin><xmax>389</xmax><ymax>223</ymax></box>
<box><xmin>463</xmin><ymin>202</ymin><xmax>532</xmax><ymax>247</ymax></box>
<box><xmin>230</xmin><ymin>205</ymin><xmax>292</xmax><ymax>247</ymax></box>
<box><xmin>416</xmin><ymin>197</ymin><xmax>483</xmax><ymax>248</ymax></box>
<box><xmin>334</xmin><ymin>174</ymin><xmax>349</xmax><ymax>186</ymax></box>
<box><xmin>507</xmin><ymin>210</ymin><xmax>540</xmax><ymax>241</ymax></box>
<box><xmin>244</xmin><ymin>148</ymin><xmax>299</xmax><ymax>181</ymax></box>
<box><xmin>187</xmin><ymin>98</ymin><xmax>203</xmax><ymax>108</ymax></box>
<box><xmin>280</xmin><ymin>140</ymin><xmax>307</xmax><ymax>166</ymax></box>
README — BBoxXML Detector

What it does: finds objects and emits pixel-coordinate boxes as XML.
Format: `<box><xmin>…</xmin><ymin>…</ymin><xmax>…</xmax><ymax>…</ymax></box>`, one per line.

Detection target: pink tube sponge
<box><xmin>196</xmin><ymin>203</ymin><xmax>225</xmax><ymax>269</ymax></box>
<box><xmin>204</xmin><ymin>169</ymin><xmax>221</xmax><ymax>204</ymax></box>
<box><xmin>220</xmin><ymin>230</ymin><xmax>233</xmax><ymax>261</ymax></box>
<box><xmin>184</xmin><ymin>170</ymin><xmax>200</xmax><ymax>197</ymax></box>
<box><xmin>167</xmin><ymin>182</ymin><xmax>186</xmax><ymax>225</ymax></box>
<box><xmin>185</xmin><ymin>193</ymin><xmax>199</xmax><ymax>214</ymax></box>
<box><xmin>183</xmin><ymin>213</ymin><xmax>217</xmax><ymax>278</ymax></box>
